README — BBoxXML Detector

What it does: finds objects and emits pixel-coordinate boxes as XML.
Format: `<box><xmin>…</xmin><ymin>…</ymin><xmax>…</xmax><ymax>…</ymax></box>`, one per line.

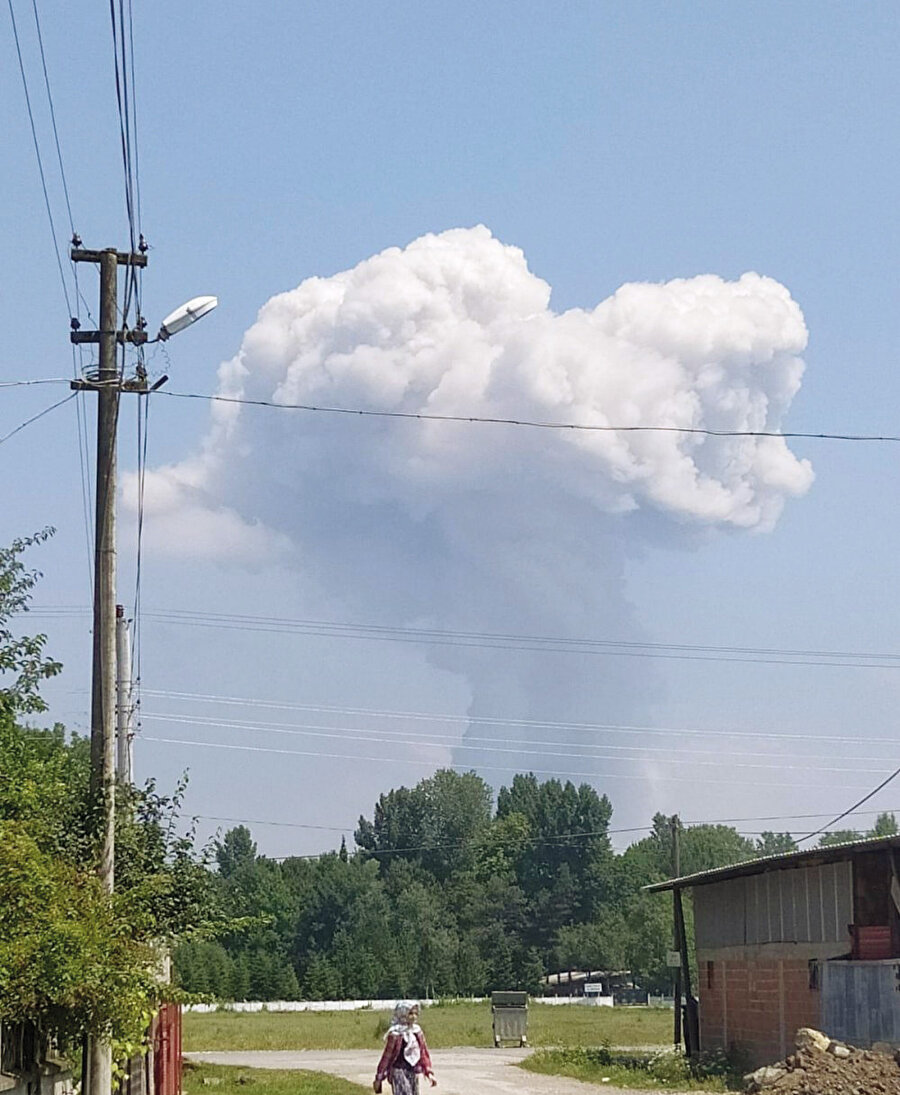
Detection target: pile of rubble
<box><xmin>744</xmin><ymin>1028</ymin><xmax>900</xmax><ymax>1094</ymax></box>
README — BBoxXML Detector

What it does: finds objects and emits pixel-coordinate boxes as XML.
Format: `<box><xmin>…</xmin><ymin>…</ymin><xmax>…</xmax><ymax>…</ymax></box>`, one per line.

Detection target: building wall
<box><xmin>697</xmin><ymin>950</ymin><xmax>829</xmax><ymax>1067</ymax></box>
<box><xmin>692</xmin><ymin>860</ymin><xmax>856</xmax><ymax>1066</ymax></box>
<box><xmin>694</xmin><ymin>861</ymin><xmax>853</xmax><ymax>949</ymax></box>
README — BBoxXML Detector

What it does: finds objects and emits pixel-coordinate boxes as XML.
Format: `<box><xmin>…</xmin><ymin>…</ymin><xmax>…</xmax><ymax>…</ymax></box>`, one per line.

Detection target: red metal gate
<box><xmin>153</xmin><ymin>1003</ymin><xmax>182</xmax><ymax>1095</ymax></box>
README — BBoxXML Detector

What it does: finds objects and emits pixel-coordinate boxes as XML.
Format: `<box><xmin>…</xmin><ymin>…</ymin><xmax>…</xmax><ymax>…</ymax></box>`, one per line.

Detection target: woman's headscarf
<box><xmin>387</xmin><ymin>1001</ymin><xmax>422</xmax><ymax>1067</ymax></box>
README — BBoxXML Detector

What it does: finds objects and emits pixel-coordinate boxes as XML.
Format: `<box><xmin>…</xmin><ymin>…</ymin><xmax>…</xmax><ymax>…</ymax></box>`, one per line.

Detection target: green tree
<box><xmin>756</xmin><ymin>831</ymin><xmax>797</xmax><ymax>855</ymax></box>
<box><xmin>0</xmin><ymin>530</ymin><xmax>61</xmax><ymax>721</ymax></box>
<box><xmin>869</xmin><ymin>812</ymin><xmax>898</xmax><ymax>837</ymax></box>
<box><xmin>355</xmin><ymin>769</ymin><xmax>492</xmax><ymax>881</ymax></box>
<box><xmin>0</xmin><ymin>533</ymin><xmax>222</xmax><ymax>1046</ymax></box>
<box><xmin>818</xmin><ymin>829</ymin><xmax>862</xmax><ymax>847</ymax></box>
<box><xmin>216</xmin><ymin>826</ymin><xmax>258</xmax><ymax>878</ymax></box>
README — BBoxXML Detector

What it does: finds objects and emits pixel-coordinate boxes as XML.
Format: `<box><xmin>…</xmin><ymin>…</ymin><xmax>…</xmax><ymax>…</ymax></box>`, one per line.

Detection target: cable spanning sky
<box><xmin>3</xmin><ymin>1</ymin><xmax>900</xmax><ymax>854</ymax></box>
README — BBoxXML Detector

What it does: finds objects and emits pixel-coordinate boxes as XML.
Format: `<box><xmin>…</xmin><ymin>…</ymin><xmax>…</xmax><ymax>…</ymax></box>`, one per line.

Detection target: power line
<box><xmin>797</xmin><ymin>765</ymin><xmax>900</xmax><ymax>845</ymax></box>
<box><xmin>48</xmin><ymin>682</ymin><xmax>900</xmax><ymax>752</ymax></box>
<box><xmin>132</xmin><ymin>392</ymin><xmax>150</xmax><ymax>742</ymax></box>
<box><xmin>29</xmin><ymin>0</ymin><xmax>73</xmax><ymax>232</ymax></box>
<box><xmin>0</xmin><ymin>378</ymin><xmax>70</xmax><ymax>388</ymax></box>
<box><xmin>139</xmin><ymin>711</ymin><xmax>899</xmax><ymax>776</ymax></box>
<box><xmin>39</xmin><ymin>605</ymin><xmax>900</xmax><ymax>670</ymax></box>
<box><xmin>190</xmin><ymin>807</ymin><xmax>900</xmax><ymax>863</ymax></box>
<box><xmin>0</xmin><ymin>392</ymin><xmax>76</xmax><ymax>446</ymax></box>
<box><xmin>155</xmin><ymin>389</ymin><xmax>900</xmax><ymax>443</ymax></box>
<box><xmin>53</xmin><ymin>679</ymin><xmax>900</xmax><ymax>749</ymax></box>
<box><xmin>198</xmin><ymin>807</ymin><xmax>900</xmax><ymax>837</ymax></box>
<box><xmin>7</xmin><ymin>0</ymin><xmax>72</xmax><ymax>317</ymax></box>
<box><xmin>141</xmin><ymin>734</ymin><xmax>879</xmax><ymax>791</ymax></box>
<box><xmin>137</xmin><ymin>688</ymin><xmax>900</xmax><ymax>747</ymax></box>
<box><xmin>9</xmin><ymin>0</ymin><xmax>94</xmax><ymax>596</ymax></box>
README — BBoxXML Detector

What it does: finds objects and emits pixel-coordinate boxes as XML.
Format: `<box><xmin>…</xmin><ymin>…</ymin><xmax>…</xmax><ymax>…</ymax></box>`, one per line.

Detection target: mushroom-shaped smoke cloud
<box><xmin>137</xmin><ymin>226</ymin><xmax>813</xmax><ymax>786</ymax></box>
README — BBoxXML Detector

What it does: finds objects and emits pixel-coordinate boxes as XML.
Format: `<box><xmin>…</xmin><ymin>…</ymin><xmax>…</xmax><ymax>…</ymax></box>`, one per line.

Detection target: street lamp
<box><xmin>157</xmin><ymin>295</ymin><xmax>218</xmax><ymax>341</ymax></box>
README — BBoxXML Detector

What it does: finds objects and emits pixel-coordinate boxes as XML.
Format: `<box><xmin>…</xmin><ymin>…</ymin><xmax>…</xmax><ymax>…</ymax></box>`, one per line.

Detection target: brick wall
<box><xmin>699</xmin><ymin>956</ymin><xmax>821</xmax><ymax>1068</ymax></box>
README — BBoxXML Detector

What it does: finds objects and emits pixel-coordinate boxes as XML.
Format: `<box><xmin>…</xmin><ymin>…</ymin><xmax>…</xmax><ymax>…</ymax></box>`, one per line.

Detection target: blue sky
<box><xmin>3</xmin><ymin>1</ymin><xmax>900</xmax><ymax>855</ymax></box>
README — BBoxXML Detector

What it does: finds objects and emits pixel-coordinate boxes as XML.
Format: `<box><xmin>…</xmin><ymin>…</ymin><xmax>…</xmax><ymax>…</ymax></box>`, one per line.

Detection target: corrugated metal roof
<box><xmin>644</xmin><ymin>833</ymin><xmax>900</xmax><ymax>893</ymax></box>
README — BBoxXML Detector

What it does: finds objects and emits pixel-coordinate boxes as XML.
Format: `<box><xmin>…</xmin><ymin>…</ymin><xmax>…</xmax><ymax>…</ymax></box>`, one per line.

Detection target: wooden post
<box><xmin>671</xmin><ymin>815</ymin><xmax>682</xmax><ymax>1049</ymax></box>
<box><xmin>674</xmin><ymin>885</ymin><xmax>700</xmax><ymax>1057</ymax></box>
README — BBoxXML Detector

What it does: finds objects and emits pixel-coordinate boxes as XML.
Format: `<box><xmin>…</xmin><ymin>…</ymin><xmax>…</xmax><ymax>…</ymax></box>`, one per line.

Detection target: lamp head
<box><xmin>157</xmin><ymin>295</ymin><xmax>218</xmax><ymax>340</ymax></box>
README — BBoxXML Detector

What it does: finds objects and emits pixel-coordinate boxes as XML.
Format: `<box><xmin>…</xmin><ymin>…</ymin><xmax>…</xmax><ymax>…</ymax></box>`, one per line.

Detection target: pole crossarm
<box><xmin>71</xmin><ymin>247</ymin><xmax>147</xmax><ymax>267</ymax></box>
<box><xmin>71</xmin><ymin>329</ymin><xmax>148</xmax><ymax>345</ymax></box>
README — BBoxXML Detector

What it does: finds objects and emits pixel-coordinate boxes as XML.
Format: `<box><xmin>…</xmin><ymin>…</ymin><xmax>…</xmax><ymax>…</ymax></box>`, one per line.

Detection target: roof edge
<box><xmin>644</xmin><ymin>833</ymin><xmax>900</xmax><ymax>893</ymax></box>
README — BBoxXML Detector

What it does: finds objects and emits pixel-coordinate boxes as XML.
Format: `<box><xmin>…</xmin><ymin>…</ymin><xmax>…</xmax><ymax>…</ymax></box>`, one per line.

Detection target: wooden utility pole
<box><xmin>72</xmin><ymin>244</ymin><xmax>147</xmax><ymax>1095</ymax></box>
<box><xmin>671</xmin><ymin>815</ymin><xmax>682</xmax><ymax>1049</ymax></box>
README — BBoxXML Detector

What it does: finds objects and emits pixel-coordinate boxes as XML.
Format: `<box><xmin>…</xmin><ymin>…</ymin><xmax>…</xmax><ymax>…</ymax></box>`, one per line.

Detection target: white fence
<box><xmin>185</xmin><ymin>995</ymin><xmax>637</xmax><ymax>1013</ymax></box>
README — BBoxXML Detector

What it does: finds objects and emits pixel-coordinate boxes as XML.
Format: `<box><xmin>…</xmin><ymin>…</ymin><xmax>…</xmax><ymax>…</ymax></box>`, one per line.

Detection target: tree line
<box><xmin>176</xmin><ymin>772</ymin><xmax>896</xmax><ymax>1002</ymax></box>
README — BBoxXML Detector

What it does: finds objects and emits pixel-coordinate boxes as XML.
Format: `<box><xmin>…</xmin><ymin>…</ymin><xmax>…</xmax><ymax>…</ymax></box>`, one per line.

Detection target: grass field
<box><xmin>183</xmin><ymin>1002</ymin><xmax>672</xmax><ymax>1052</ymax></box>
<box><xmin>521</xmin><ymin>1048</ymin><xmax>738</xmax><ymax>1092</ymax></box>
<box><xmin>184</xmin><ymin>1062</ymin><xmax>368</xmax><ymax>1095</ymax></box>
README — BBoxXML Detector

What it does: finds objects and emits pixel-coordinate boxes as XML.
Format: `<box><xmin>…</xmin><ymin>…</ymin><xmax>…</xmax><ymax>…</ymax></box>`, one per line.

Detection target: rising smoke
<box><xmin>135</xmin><ymin>226</ymin><xmax>813</xmax><ymax>796</ymax></box>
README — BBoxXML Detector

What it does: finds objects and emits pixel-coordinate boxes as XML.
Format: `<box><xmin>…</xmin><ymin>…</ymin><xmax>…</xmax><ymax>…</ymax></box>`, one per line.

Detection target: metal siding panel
<box><xmin>768</xmin><ymin>872</ymin><xmax>778</xmax><ymax>941</ymax></box>
<box><xmin>821</xmin><ymin>962</ymin><xmax>900</xmax><ymax>1046</ymax></box>
<box><xmin>807</xmin><ymin>867</ymin><xmax>824</xmax><ymax>943</ymax></box>
<box><xmin>823</xmin><ymin>862</ymin><xmax>840</xmax><ymax>941</ymax></box>
<box><xmin>783</xmin><ymin>870</ymin><xmax>798</xmax><ymax>941</ymax></box>
<box><xmin>694</xmin><ymin>886</ymin><xmax>715</xmax><ymax>950</ymax></box>
<box><xmin>746</xmin><ymin>875</ymin><xmax>760</xmax><ymax>944</ymax></box>
<box><xmin>698</xmin><ymin>879</ymin><xmax>746</xmax><ymax>948</ymax></box>
<box><xmin>819</xmin><ymin>865</ymin><xmax>827</xmax><ymax>942</ymax></box>
<box><xmin>799</xmin><ymin>869</ymin><xmax>809</xmax><ymax>942</ymax></box>
<box><xmin>836</xmin><ymin>861</ymin><xmax>853</xmax><ymax>945</ymax></box>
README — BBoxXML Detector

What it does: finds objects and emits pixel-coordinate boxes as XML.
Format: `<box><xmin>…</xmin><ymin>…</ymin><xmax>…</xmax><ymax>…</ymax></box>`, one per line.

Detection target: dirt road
<box><xmin>188</xmin><ymin>1048</ymin><xmax>692</xmax><ymax>1095</ymax></box>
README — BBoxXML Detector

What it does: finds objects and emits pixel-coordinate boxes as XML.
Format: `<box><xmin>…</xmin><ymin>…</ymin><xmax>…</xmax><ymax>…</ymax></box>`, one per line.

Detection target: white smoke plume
<box><xmin>135</xmin><ymin>226</ymin><xmax>813</xmax><ymax>796</ymax></box>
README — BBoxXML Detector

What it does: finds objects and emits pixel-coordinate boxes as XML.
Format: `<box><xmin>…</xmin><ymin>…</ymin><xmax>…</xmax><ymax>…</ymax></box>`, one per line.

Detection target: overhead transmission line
<box><xmin>0</xmin><ymin>392</ymin><xmax>76</xmax><ymax>446</ymax></box>
<box><xmin>196</xmin><ymin>807</ymin><xmax>900</xmax><ymax>837</ymax></box>
<box><xmin>26</xmin><ymin>605</ymin><xmax>900</xmax><ymax>671</ymax></box>
<box><xmin>797</xmin><ymin>764</ymin><xmax>900</xmax><ymax>845</ymax></box>
<box><xmin>141</xmin><ymin>735</ymin><xmax>880</xmax><ymax>792</ymax></box>
<box><xmin>155</xmin><ymin>389</ymin><xmax>900</xmax><ymax>443</ymax></box>
<box><xmin>8</xmin><ymin>0</ymin><xmax>94</xmax><ymax>592</ymax></box>
<box><xmin>189</xmin><ymin>806</ymin><xmax>900</xmax><ymax>863</ymax></box>
<box><xmin>33</xmin><ymin>604</ymin><xmax>900</xmax><ymax>670</ymax></box>
<box><xmin>139</xmin><ymin>711</ymin><xmax>899</xmax><ymax>776</ymax></box>
<box><xmin>7</xmin><ymin>0</ymin><xmax>71</xmax><ymax>316</ymax></box>
<box><xmin>138</xmin><ymin>688</ymin><xmax>900</xmax><ymax>746</ymax></box>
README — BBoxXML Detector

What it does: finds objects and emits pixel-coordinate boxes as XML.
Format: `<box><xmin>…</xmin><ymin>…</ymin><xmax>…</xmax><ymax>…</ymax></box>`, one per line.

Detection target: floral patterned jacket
<box><xmin>375</xmin><ymin>1031</ymin><xmax>434</xmax><ymax>1082</ymax></box>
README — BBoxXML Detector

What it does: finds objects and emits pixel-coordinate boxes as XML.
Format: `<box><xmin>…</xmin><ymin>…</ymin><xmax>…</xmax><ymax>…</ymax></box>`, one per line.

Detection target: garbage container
<box><xmin>491</xmin><ymin>991</ymin><xmax>528</xmax><ymax>1047</ymax></box>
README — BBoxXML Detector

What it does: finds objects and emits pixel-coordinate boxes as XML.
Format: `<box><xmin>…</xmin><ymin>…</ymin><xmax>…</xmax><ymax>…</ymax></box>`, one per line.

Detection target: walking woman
<box><xmin>374</xmin><ymin>1002</ymin><xmax>436</xmax><ymax>1093</ymax></box>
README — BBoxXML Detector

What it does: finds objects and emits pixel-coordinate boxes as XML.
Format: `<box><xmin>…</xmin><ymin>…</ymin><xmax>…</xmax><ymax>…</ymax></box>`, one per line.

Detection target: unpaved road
<box><xmin>187</xmin><ymin>1048</ymin><xmax>694</xmax><ymax>1095</ymax></box>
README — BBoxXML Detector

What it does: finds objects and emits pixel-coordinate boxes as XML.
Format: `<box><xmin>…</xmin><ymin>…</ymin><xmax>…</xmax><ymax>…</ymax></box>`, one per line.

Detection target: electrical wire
<box><xmin>38</xmin><ymin>681</ymin><xmax>900</xmax><ymax>750</ymax></box>
<box><xmin>7</xmin><ymin>0</ymin><xmax>72</xmax><ymax>317</ymax></box>
<box><xmin>131</xmin><ymin>390</ymin><xmax>150</xmax><ymax>748</ymax></box>
<box><xmin>155</xmin><ymin>389</ymin><xmax>900</xmax><ymax>443</ymax></box>
<box><xmin>32</xmin><ymin>606</ymin><xmax>900</xmax><ymax>671</ymax></box>
<box><xmin>797</xmin><ymin>765</ymin><xmax>900</xmax><ymax>845</ymax></box>
<box><xmin>0</xmin><ymin>392</ymin><xmax>76</xmax><ymax>446</ymax></box>
<box><xmin>93</xmin><ymin>608</ymin><xmax>900</xmax><ymax>670</ymax></box>
<box><xmin>139</xmin><ymin>711</ymin><xmax>900</xmax><ymax>774</ymax></box>
<box><xmin>189</xmin><ymin>806</ymin><xmax>900</xmax><ymax>862</ymax></box>
<box><xmin>0</xmin><ymin>378</ymin><xmax>70</xmax><ymax>388</ymax></box>
<box><xmin>132</xmin><ymin>689</ymin><xmax>900</xmax><ymax>746</ymax></box>
<box><xmin>15</xmin><ymin>0</ymin><xmax>94</xmax><ymax>596</ymax></box>
<box><xmin>140</xmin><ymin>734</ymin><xmax>879</xmax><ymax>791</ymax></box>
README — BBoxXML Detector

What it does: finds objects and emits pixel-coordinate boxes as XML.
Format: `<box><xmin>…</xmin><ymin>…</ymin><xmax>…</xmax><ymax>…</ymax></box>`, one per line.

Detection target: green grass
<box><xmin>183</xmin><ymin>1002</ymin><xmax>672</xmax><ymax>1052</ymax></box>
<box><xmin>521</xmin><ymin>1047</ymin><xmax>740</xmax><ymax>1092</ymax></box>
<box><xmin>184</xmin><ymin>1062</ymin><xmax>369</xmax><ymax>1095</ymax></box>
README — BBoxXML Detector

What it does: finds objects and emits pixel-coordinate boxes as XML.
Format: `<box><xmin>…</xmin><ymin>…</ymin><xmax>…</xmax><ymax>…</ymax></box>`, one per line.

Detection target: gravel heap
<box><xmin>744</xmin><ymin>1028</ymin><xmax>900</xmax><ymax>1094</ymax></box>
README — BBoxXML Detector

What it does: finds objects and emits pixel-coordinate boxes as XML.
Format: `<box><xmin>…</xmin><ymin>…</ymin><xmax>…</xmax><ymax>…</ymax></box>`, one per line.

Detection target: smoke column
<box><xmin>136</xmin><ymin>227</ymin><xmax>813</xmax><ymax>798</ymax></box>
